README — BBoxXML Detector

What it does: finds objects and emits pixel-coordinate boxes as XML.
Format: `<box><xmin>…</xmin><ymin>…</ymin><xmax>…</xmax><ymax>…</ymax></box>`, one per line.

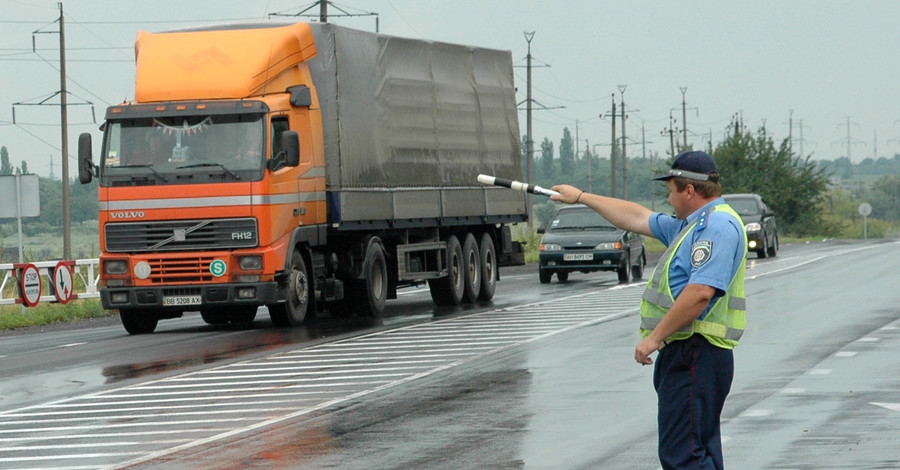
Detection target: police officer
<box><xmin>551</xmin><ymin>150</ymin><xmax>747</xmax><ymax>469</ymax></box>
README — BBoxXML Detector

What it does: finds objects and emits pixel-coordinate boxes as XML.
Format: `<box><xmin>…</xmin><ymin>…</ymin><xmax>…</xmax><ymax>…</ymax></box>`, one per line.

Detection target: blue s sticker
<box><xmin>691</xmin><ymin>240</ymin><xmax>713</xmax><ymax>267</ymax></box>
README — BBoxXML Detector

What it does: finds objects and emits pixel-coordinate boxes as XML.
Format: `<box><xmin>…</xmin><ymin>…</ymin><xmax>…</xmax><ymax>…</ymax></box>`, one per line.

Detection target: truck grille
<box><xmin>105</xmin><ymin>218</ymin><xmax>258</xmax><ymax>253</ymax></box>
<box><xmin>147</xmin><ymin>257</ymin><xmax>215</xmax><ymax>284</ymax></box>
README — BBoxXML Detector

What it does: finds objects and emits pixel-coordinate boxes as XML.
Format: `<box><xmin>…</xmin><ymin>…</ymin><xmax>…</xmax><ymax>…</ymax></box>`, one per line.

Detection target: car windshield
<box><xmin>549</xmin><ymin>210</ymin><xmax>616</xmax><ymax>231</ymax></box>
<box><xmin>725</xmin><ymin>197</ymin><xmax>759</xmax><ymax>216</ymax></box>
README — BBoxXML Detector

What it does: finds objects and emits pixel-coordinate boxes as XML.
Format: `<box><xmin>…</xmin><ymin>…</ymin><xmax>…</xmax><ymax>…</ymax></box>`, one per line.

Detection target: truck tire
<box><xmin>477</xmin><ymin>232</ymin><xmax>497</xmax><ymax>301</ymax></box>
<box><xmin>429</xmin><ymin>235</ymin><xmax>465</xmax><ymax>306</ymax></box>
<box><xmin>461</xmin><ymin>233</ymin><xmax>481</xmax><ymax>303</ymax></box>
<box><xmin>269</xmin><ymin>249</ymin><xmax>311</xmax><ymax>327</ymax></box>
<box><xmin>355</xmin><ymin>239</ymin><xmax>388</xmax><ymax>317</ymax></box>
<box><xmin>120</xmin><ymin>309</ymin><xmax>158</xmax><ymax>335</ymax></box>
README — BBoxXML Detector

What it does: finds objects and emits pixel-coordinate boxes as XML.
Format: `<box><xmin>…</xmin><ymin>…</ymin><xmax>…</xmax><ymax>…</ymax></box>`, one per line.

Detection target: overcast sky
<box><xmin>2</xmin><ymin>0</ymin><xmax>899</xmax><ymax>178</ymax></box>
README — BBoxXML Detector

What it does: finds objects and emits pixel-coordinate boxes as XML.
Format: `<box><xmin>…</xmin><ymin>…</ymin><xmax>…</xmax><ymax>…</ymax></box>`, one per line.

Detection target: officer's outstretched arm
<box><xmin>551</xmin><ymin>184</ymin><xmax>653</xmax><ymax>237</ymax></box>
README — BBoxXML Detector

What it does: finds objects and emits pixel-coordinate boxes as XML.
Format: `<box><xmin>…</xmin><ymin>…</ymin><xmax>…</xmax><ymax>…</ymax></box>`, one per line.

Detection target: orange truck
<box><xmin>78</xmin><ymin>22</ymin><xmax>526</xmax><ymax>334</ymax></box>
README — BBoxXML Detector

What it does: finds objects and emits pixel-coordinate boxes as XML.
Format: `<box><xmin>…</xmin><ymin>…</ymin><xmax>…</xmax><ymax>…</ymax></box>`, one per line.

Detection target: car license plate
<box><xmin>163</xmin><ymin>295</ymin><xmax>202</xmax><ymax>306</ymax></box>
<box><xmin>564</xmin><ymin>253</ymin><xmax>593</xmax><ymax>261</ymax></box>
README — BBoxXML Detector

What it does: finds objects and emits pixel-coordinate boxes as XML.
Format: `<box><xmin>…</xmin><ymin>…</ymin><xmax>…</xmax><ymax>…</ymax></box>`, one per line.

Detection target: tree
<box><xmin>539</xmin><ymin>137</ymin><xmax>554</xmax><ymax>183</ymax></box>
<box><xmin>713</xmin><ymin>116</ymin><xmax>831</xmax><ymax>235</ymax></box>
<box><xmin>19</xmin><ymin>160</ymin><xmax>29</xmax><ymax>175</ymax></box>
<box><xmin>0</xmin><ymin>146</ymin><xmax>12</xmax><ymax>175</ymax></box>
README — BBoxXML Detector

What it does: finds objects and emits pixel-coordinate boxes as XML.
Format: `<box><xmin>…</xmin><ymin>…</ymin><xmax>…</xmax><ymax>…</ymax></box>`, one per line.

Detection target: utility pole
<box><xmin>269</xmin><ymin>1</ymin><xmax>380</xmax><ymax>31</ymax></box>
<box><xmin>833</xmin><ymin>116</ymin><xmax>865</xmax><ymax>162</ymax></box>
<box><xmin>661</xmin><ymin>110</ymin><xmax>677</xmax><ymax>161</ymax></box>
<box><xmin>609</xmin><ymin>95</ymin><xmax>617</xmax><ymax>198</ymax></box>
<box><xmin>618</xmin><ymin>85</ymin><xmax>628</xmax><ymax>201</ymax></box>
<box><xmin>787</xmin><ymin>109</ymin><xmax>793</xmax><ymax>155</ymax></box>
<box><xmin>514</xmin><ymin>32</ymin><xmax>561</xmax><ymax>228</ymax></box>
<box><xmin>524</xmin><ymin>31</ymin><xmax>535</xmax><ymax>227</ymax></box>
<box><xmin>584</xmin><ymin>139</ymin><xmax>592</xmax><ymax>194</ymax></box>
<box><xmin>58</xmin><ymin>2</ymin><xmax>71</xmax><ymax>260</ymax></box>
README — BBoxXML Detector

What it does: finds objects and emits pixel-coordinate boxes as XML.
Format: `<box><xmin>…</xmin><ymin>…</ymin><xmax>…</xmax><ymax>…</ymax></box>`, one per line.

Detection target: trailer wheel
<box><xmin>461</xmin><ymin>233</ymin><xmax>481</xmax><ymax>303</ymax></box>
<box><xmin>355</xmin><ymin>239</ymin><xmax>388</xmax><ymax>317</ymax></box>
<box><xmin>429</xmin><ymin>235</ymin><xmax>465</xmax><ymax>306</ymax></box>
<box><xmin>477</xmin><ymin>232</ymin><xmax>497</xmax><ymax>301</ymax></box>
<box><xmin>120</xmin><ymin>309</ymin><xmax>158</xmax><ymax>335</ymax></box>
<box><xmin>269</xmin><ymin>249</ymin><xmax>311</xmax><ymax>327</ymax></box>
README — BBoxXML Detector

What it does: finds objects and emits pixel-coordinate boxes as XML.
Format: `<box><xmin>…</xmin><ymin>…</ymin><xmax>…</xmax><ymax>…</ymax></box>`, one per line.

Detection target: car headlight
<box><xmin>745</xmin><ymin>222</ymin><xmax>762</xmax><ymax>232</ymax></box>
<box><xmin>540</xmin><ymin>243</ymin><xmax>562</xmax><ymax>252</ymax></box>
<box><xmin>104</xmin><ymin>260</ymin><xmax>128</xmax><ymax>274</ymax></box>
<box><xmin>595</xmin><ymin>242</ymin><xmax>622</xmax><ymax>250</ymax></box>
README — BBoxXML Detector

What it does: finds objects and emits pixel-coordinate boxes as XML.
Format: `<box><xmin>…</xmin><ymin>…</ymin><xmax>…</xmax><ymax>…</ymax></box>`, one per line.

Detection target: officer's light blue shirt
<box><xmin>648</xmin><ymin>198</ymin><xmax>745</xmax><ymax>319</ymax></box>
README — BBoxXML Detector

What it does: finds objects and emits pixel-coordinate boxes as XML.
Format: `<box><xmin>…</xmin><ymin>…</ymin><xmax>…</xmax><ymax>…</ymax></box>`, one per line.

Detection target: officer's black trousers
<box><xmin>654</xmin><ymin>334</ymin><xmax>734</xmax><ymax>470</ymax></box>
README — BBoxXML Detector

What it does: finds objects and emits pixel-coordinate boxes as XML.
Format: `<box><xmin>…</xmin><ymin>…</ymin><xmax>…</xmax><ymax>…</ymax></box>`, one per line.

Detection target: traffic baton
<box><xmin>477</xmin><ymin>174</ymin><xmax>560</xmax><ymax>197</ymax></box>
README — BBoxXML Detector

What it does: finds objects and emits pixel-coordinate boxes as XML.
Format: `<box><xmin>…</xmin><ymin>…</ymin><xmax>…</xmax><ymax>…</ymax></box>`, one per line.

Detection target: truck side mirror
<box><xmin>281</xmin><ymin>131</ymin><xmax>300</xmax><ymax>167</ymax></box>
<box><xmin>78</xmin><ymin>133</ymin><xmax>94</xmax><ymax>184</ymax></box>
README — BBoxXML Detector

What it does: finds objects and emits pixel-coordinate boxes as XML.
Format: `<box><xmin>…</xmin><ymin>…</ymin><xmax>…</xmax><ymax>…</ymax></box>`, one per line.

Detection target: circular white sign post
<box><xmin>19</xmin><ymin>263</ymin><xmax>41</xmax><ymax>307</ymax></box>
<box><xmin>858</xmin><ymin>202</ymin><xmax>872</xmax><ymax>239</ymax></box>
<box><xmin>53</xmin><ymin>261</ymin><xmax>75</xmax><ymax>304</ymax></box>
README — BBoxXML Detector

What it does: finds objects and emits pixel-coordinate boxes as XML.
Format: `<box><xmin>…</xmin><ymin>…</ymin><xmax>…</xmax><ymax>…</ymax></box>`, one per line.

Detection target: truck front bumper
<box><xmin>100</xmin><ymin>282</ymin><xmax>280</xmax><ymax>311</ymax></box>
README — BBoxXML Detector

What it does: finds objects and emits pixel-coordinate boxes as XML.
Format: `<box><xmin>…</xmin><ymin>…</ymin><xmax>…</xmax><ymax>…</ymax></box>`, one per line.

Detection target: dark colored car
<box><xmin>723</xmin><ymin>193</ymin><xmax>778</xmax><ymax>258</ymax></box>
<box><xmin>538</xmin><ymin>204</ymin><xmax>645</xmax><ymax>284</ymax></box>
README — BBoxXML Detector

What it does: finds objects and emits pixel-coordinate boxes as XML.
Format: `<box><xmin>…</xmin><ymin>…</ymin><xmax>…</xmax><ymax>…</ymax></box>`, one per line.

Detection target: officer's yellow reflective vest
<box><xmin>640</xmin><ymin>204</ymin><xmax>748</xmax><ymax>349</ymax></box>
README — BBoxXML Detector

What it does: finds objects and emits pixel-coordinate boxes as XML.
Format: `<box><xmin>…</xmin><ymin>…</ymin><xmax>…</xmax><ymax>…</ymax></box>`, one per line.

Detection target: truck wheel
<box><xmin>120</xmin><ymin>309</ymin><xmax>158</xmax><ymax>335</ymax></box>
<box><xmin>461</xmin><ymin>233</ymin><xmax>481</xmax><ymax>303</ymax></box>
<box><xmin>477</xmin><ymin>232</ymin><xmax>497</xmax><ymax>301</ymax></box>
<box><xmin>200</xmin><ymin>309</ymin><xmax>228</xmax><ymax>325</ymax></box>
<box><xmin>356</xmin><ymin>239</ymin><xmax>388</xmax><ymax>317</ymax></box>
<box><xmin>269</xmin><ymin>249</ymin><xmax>310</xmax><ymax>327</ymax></box>
<box><xmin>429</xmin><ymin>235</ymin><xmax>465</xmax><ymax>306</ymax></box>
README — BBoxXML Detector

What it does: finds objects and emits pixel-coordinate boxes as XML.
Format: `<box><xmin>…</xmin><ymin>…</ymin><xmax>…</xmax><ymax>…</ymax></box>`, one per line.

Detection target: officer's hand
<box><xmin>635</xmin><ymin>337</ymin><xmax>661</xmax><ymax>365</ymax></box>
<box><xmin>550</xmin><ymin>184</ymin><xmax>583</xmax><ymax>204</ymax></box>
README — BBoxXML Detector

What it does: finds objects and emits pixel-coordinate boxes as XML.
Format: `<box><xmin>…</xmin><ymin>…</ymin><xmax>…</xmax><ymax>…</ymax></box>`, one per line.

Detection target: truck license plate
<box><xmin>163</xmin><ymin>295</ymin><xmax>202</xmax><ymax>306</ymax></box>
<box><xmin>563</xmin><ymin>253</ymin><xmax>593</xmax><ymax>261</ymax></box>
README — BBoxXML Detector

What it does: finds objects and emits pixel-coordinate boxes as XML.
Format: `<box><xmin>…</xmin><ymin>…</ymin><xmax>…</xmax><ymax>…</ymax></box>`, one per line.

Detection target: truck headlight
<box><xmin>239</xmin><ymin>255</ymin><xmax>262</xmax><ymax>270</ymax></box>
<box><xmin>540</xmin><ymin>243</ymin><xmax>562</xmax><ymax>252</ymax></box>
<box><xmin>105</xmin><ymin>260</ymin><xmax>128</xmax><ymax>274</ymax></box>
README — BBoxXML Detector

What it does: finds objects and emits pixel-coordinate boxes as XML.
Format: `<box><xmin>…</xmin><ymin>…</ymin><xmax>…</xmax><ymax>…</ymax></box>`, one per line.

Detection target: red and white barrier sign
<box><xmin>18</xmin><ymin>263</ymin><xmax>41</xmax><ymax>307</ymax></box>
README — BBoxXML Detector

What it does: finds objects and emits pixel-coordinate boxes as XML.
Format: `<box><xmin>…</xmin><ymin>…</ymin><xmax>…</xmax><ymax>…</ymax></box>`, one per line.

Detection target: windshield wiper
<box><xmin>126</xmin><ymin>165</ymin><xmax>168</xmax><ymax>182</ymax></box>
<box><xmin>177</xmin><ymin>162</ymin><xmax>241</xmax><ymax>180</ymax></box>
<box><xmin>583</xmin><ymin>225</ymin><xmax>617</xmax><ymax>230</ymax></box>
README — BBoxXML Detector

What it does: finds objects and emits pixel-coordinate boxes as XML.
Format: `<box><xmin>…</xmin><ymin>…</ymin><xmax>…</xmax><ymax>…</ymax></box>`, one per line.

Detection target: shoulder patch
<box><xmin>691</xmin><ymin>240</ymin><xmax>713</xmax><ymax>267</ymax></box>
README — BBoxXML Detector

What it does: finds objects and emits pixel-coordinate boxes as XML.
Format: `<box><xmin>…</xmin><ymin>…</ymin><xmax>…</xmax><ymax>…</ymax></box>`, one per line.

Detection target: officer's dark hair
<box><xmin>672</xmin><ymin>175</ymin><xmax>722</xmax><ymax>198</ymax></box>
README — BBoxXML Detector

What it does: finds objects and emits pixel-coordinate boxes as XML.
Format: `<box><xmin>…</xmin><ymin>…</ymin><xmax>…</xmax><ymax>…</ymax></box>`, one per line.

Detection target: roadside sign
<box><xmin>53</xmin><ymin>261</ymin><xmax>76</xmax><ymax>304</ymax></box>
<box><xmin>858</xmin><ymin>202</ymin><xmax>872</xmax><ymax>217</ymax></box>
<box><xmin>18</xmin><ymin>264</ymin><xmax>41</xmax><ymax>307</ymax></box>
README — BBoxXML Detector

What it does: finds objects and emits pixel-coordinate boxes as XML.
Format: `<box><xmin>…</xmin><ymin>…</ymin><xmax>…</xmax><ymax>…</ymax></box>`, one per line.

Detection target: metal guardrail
<box><xmin>0</xmin><ymin>259</ymin><xmax>100</xmax><ymax>306</ymax></box>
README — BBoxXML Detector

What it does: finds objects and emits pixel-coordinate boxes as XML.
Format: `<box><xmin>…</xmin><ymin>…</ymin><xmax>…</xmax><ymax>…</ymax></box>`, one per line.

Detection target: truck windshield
<box><xmin>101</xmin><ymin>114</ymin><xmax>265</xmax><ymax>175</ymax></box>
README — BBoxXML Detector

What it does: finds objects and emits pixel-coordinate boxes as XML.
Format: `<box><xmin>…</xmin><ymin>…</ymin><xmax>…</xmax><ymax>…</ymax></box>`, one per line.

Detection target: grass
<box><xmin>0</xmin><ymin>299</ymin><xmax>114</xmax><ymax>331</ymax></box>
